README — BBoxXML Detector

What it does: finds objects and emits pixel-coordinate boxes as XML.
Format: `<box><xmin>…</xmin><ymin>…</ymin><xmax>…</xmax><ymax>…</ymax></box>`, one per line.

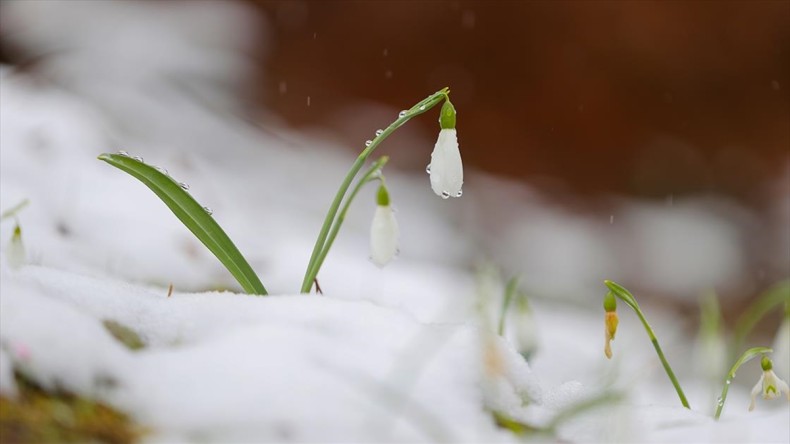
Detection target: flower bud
<box><xmin>604</xmin><ymin>291</ymin><xmax>619</xmax><ymax>359</ymax></box>
<box><xmin>370</xmin><ymin>184</ymin><xmax>399</xmax><ymax>267</ymax></box>
<box><xmin>6</xmin><ymin>224</ymin><xmax>25</xmax><ymax>269</ymax></box>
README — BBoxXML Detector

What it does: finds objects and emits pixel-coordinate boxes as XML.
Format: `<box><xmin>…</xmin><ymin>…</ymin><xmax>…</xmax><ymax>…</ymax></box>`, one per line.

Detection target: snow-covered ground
<box><xmin>1</xmin><ymin>1</ymin><xmax>788</xmax><ymax>442</ymax></box>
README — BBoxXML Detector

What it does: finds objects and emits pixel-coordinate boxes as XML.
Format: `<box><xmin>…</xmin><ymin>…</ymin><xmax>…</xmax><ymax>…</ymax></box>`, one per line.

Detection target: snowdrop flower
<box><xmin>370</xmin><ymin>184</ymin><xmax>399</xmax><ymax>267</ymax></box>
<box><xmin>749</xmin><ymin>355</ymin><xmax>790</xmax><ymax>411</ymax></box>
<box><xmin>603</xmin><ymin>291</ymin><xmax>619</xmax><ymax>359</ymax></box>
<box><xmin>428</xmin><ymin>99</ymin><xmax>463</xmax><ymax>199</ymax></box>
<box><xmin>515</xmin><ymin>299</ymin><xmax>539</xmax><ymax>360</ymax></box>
<box><xmin>6</xmin><ymin>224</ymin><xmax>25</xmax><ymax>269</ymax></box>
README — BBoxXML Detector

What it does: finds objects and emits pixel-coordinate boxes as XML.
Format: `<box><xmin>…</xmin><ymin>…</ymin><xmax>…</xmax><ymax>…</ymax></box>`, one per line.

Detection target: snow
<box><xmin>1</xmin><ymin>0</ymin><xmax>788</xmax><ymax>442</ymax></box>
<box><xmin>1</xmin><ymin>262</ymin><xmax>533</xmax><ymax>442</ymax></box>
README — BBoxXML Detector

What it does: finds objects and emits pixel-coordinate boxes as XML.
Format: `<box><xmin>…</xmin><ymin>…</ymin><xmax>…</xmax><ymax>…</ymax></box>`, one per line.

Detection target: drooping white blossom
<box><xmin>370</xmin><ymin>185</ymin><xmax>399</xmax><ymax>267</ymax></box>
<box><xmin>428</xmin><ymin>99</ymin><xmax>463</xmax><ymax>199</ymax></box>
<box><xmin>749</xmin><ymin>356</ymin><xmax>790</xmax><ymax>411</ymax></box>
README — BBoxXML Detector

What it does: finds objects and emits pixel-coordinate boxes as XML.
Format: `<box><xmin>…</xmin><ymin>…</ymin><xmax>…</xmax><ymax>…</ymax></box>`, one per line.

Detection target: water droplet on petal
<box><xmin>425</xmin><ymin>164</ymin><xmax>431</xmax><ymax>174</ymax></box>
<box><xmin>117</xmin><ymin>150</ymin><xmax>129</xmax><ymax>157</ymax></box>
<box><xmin>398</xmin><ymin>110</ymin><xmax>407</xmax><ymax>118</ymax></box>
<box><xmin>179</xmin><ymin>182</ymin><xmax>190</xmax><ymax>190</ymax></box>
<box><xmin>203</xmin><ymin>206</ymin><xmax>213</xmax><ymax>215</ymax></box>
<box><xmin>132</xmin><ymin>156</ymin><xmax>144</xmax><ymax>163</ymax></box>
<box><xmin>455</xmin><ymin>190</ymin><xmax>463</xmax><ymax>197</ymax></box>
<box><xmin>365</xmin><ymin>140</ymin><xmax>373</xmax><ymax>147</ymax></box>
<box><xmin>419</xmin><ymin>105</ymin><xmax>426</xmax><ymax>110</ymax></box>
<box><xmin>441</xmin><ymin>191</ymin><xmax>450</xmax><ymax>199</ymax></box>
<box><xmin>375</xmin><ymin>129</ymin><xmax>384</xmax><ymax>136</ymax></box>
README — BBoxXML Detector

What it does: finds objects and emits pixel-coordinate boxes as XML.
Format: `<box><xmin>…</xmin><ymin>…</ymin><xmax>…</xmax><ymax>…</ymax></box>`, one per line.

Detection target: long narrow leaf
<box><xmin>98</xmin><ymin>153</ymin><xmax>267</xmax><ymax>295</ymax></box>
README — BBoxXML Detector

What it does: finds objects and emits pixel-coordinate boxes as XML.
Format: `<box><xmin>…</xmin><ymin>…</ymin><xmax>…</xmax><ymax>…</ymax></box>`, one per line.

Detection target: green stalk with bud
<box><xmin>603</xmin><ymin>280</ymin><xmax>690</xmax><ymax>409</ymax></box>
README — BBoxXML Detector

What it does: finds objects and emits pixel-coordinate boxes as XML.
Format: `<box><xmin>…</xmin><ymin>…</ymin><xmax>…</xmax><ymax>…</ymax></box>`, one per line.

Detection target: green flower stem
<box><xmin>604</xmin><ymin>280</ymin><xmax>691</xmax><ymax>409</ymax></box>
<box><xmin>304</xmin><ymin>157</ymin><xmax>390</xmax><ymax>290</ymax></box>
<box><xmin>300</xmin><ymin>88</ymin><xmax>449</xmax><ymax>293</ymax></box>
<box><xmin>714</xmin><ymin>346</ymin><xmax>772</xmax><ymax>420</ymax></box>
<box><xmin>497</xmin><ymin>277</ymin><xmax>520</xmax><ymax>336</ymax></box>
<box><xmin>732</xmin><ymin>280</ymin><xmax>790</xmax><ymax>360</ymax></box>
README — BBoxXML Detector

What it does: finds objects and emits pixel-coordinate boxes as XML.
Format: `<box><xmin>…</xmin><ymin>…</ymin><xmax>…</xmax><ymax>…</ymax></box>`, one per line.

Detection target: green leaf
<box><xmin>604</xmin><ymin>280</ymin><xmax>639</xmax><ymax>311</ymax></box>
<box><xmin>497</xmin><ymin>276</ymin><xmax>520</xmax><ymax>336</ymax></box>
<box><xmin>98</xmin><ymin>153</ymin><xmax>267</xmax><ymax>295</ymax></box>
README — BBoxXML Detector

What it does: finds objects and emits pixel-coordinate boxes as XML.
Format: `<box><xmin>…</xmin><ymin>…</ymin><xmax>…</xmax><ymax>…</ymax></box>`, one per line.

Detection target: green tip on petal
<box><xmin>603</xmin><ymin>291</ymin><xmax>617</xmax><ymax>312</ymax></box>
<box><xmin>376</xmin><ymin>184</ymin><xmax>390</xmax><ymax>207</ymax></box>
<box><xmin>761</xmin><ymin>355</ymin><xmax>773</xmax><ymax>371</ymax></box>
<box><xmin>439</xmin><ymin>98</ymin><xmax>456</xmax><ymax>129</ymax></box>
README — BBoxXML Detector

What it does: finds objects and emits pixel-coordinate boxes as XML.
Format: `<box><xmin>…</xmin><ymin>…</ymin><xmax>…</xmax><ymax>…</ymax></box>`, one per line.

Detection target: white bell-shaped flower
<box><xmin>749</xmin><ymin>356</ymin><xmax>790</xmax><ymax>411</ymax></box>
<box><xmin>370</xmin><ymin>184</ymin><xmax>399</xmax><ymax>267</ymax></box>
<box><xmin>6</xmin><ymin>224</ymin><xmax>25</xmax><ymax>269</ymax></box>
<box><xmin>428</xmin><ymin>99</ymin><xmax>463</xmax><ymax>199</ymax></box>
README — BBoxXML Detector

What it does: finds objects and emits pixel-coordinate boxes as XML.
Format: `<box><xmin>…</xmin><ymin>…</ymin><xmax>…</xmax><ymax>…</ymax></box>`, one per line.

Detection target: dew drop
<box><xmin>419</xmin><ymin>105</ymin><xmax>426</xmax><ymax>111</ymax></box>
<box><xmin>455</xmin><ymin>190</ymin><xmax>463</xmax><ymax>197</ymax></box>
<box><xmin>425</xmin><ymin>164</ymin><xmax>431</xmax><ymax>174</ymax></box>
<box><xmin>725</xmin><ymin>379</ymin><xmax>732</xmax><ymax>385</ymax></box>
<box><xmin>117</xmin><ymin>150</ymin><xmax>129</xmax><ymax>157</ymax></box>
<box><xmin>375</xmin><ymin>129</ymin><xmax>384</xmax><ymax>136</ymax></box>
<box><xmin>179</xmin><ymin>182</ymin><xmax>190</xmax><ymax>190</ymax></box>
<box><xmin>398</xmin><ymin>110</ymin><xmax>407</xmax><ymax>118</ymax></box>
<box><xmin>203</xmin><ymin>206</ymin><xmax>213</xmax><ymax>215</ymax></box>
<box><xmin>155</xmin><ymin>166</ymin><xmax>169</xmax><ymax>176</ymax></box>
<box><xmin>441</xmin><ymin>191</ymin><xmax>450</xmax><ymax>199</ymax></box>
<box><xmin>365</xmin><ymin>140</ymin><xmax>373</xmax><ymax>147</ymax></box>
<box><xmin>132</xmin><ymin>156</ymin><xmax>144</xmax><ymax>163</ymax></box>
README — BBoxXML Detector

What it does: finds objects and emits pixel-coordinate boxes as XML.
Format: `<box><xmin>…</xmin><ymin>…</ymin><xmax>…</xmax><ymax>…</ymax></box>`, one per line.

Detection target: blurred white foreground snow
<box><xmin>0</xmin><ymin>1</ymin><xmax>788</xmax><ymax>442</ymax></box>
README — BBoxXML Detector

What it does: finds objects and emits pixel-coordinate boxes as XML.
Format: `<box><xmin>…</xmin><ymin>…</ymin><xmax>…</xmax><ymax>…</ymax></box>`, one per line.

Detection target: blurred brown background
<box><xmin>249</xmin><ymin>0</ymin><xmax>789</xmax><ymax>204</ymax></box>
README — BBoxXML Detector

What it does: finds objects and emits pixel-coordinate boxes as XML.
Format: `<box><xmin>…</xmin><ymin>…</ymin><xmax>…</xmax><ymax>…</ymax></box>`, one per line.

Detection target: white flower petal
<box><xmin>429</xmin><ymin>129</ymin><xmax>463</xmax><ymax>198</ymax></box>
<box><xmin>370</xmin><ymin>205</ymin><xmax>399</xmax><ymax>267</ymax></box>
<box><xmin>749</xmin><ymin>375</ymin><xmax>763</xmax><ymax>411</ymax></box>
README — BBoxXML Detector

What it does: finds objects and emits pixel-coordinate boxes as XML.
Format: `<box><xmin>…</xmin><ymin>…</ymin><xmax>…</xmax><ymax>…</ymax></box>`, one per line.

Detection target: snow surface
<box><xmin>1</xmin><ymin>0</ymin><xmax>788</xmax><ymax>442</ymax></box>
